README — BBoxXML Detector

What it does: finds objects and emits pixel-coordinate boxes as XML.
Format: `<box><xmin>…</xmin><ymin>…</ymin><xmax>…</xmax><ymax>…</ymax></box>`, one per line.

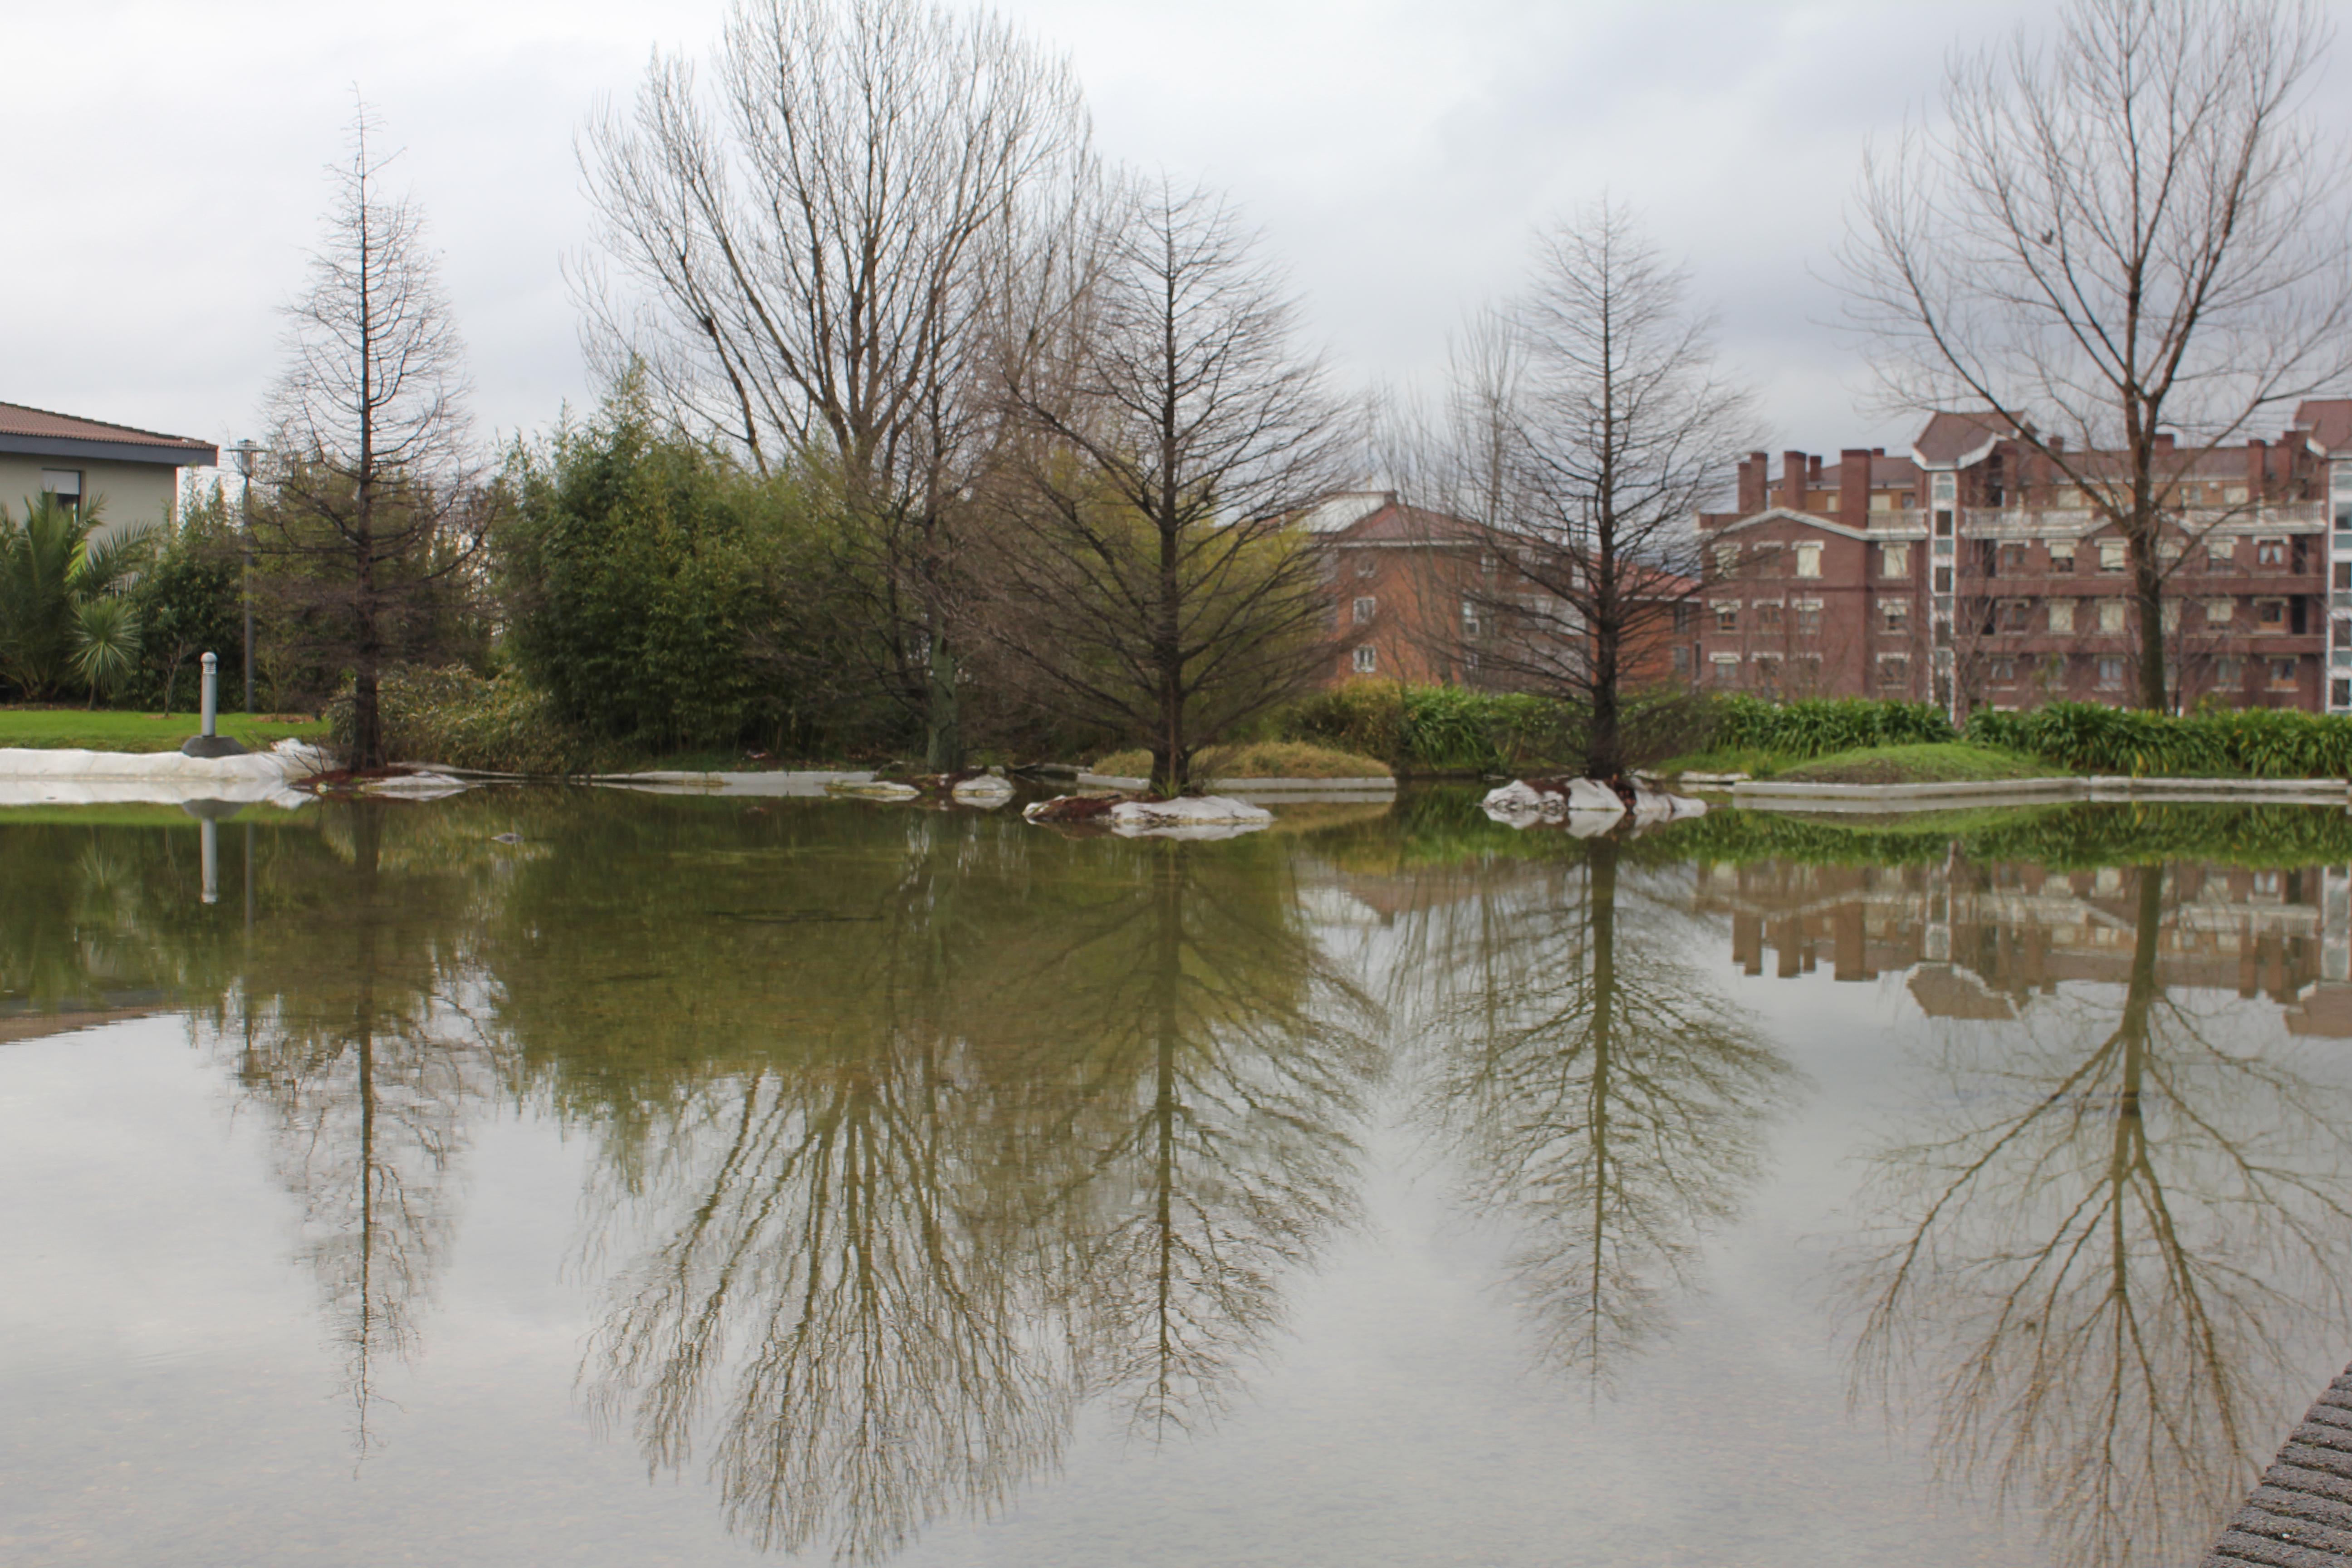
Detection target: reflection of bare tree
<box><xmin>582</xmin><ymin>821</ymin><xmax>1068</xmax><ymax>1563</ymax></box>
<box><xmin>1846</xmin><ymin>865</ymin><xmax>2352</xmax><ymax>1568</ymax></box>
<box><xmin>219</xmin><ymin>804</ymin><xmax>506</xmax><ymax>1453</ymax></box>
<box><xmin>575</xmin><ymin>824</ymin><xmax>1377</xmax><ymax>1562</ymax></box>
<box><xmin>1409</xmin><ymin>837</ymin><xmax>1793</xmax><ymax>1385</ymax></box>
<box><xmin>1029</xmin><ymin>838</ymin><xmax>1382</xmax><ymax>1436</ymax></box>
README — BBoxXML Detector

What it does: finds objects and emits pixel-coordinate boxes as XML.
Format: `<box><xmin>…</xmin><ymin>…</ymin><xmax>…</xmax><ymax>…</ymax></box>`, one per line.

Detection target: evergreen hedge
<box><xmin>1963</xmin><ymin>701</ymin><xmax>2352</xmax><ymax>778</ymax></box>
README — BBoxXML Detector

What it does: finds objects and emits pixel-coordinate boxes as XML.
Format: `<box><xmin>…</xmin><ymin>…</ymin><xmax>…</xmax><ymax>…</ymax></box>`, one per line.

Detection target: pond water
<box><xmin>5</xmin><ymin>789</ymin><xmax>2351</xmax><ymax>1568</ymax></box>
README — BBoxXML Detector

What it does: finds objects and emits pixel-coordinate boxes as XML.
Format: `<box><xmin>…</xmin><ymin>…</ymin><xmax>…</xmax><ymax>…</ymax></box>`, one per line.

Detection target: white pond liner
<box><xmin>0</xmin><ymin>740</ymin><xmax>333</xmax><ymax>810</ymax></box>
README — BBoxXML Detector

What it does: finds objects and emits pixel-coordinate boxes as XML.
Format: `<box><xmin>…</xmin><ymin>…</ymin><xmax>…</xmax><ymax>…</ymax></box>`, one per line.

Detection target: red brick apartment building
<box><xmin>1694</xmin><ymin>401</ymin><xmax>2352</xmax><ymax>714</ymax></box>
<box><xmin>1307</xmin><ymin>492</ymin><xmax>1692</xmax><ymax>691</ymax></box>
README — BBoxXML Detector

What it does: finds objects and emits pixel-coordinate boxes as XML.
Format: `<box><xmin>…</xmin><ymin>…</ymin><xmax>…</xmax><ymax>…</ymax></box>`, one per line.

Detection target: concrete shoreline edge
<box><xmin>1727</xmin><ymin>774</ymin><xmax>2352</xmax><ymax>812</ymax></box>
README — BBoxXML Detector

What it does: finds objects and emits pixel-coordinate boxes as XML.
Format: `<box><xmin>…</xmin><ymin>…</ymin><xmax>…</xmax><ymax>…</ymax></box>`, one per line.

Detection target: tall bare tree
<box><xmin>995</xmin><ymin>179</ymin><xmax>1354</xmax><ymax>796</ymax></box>
<box><xmin>1842</xmin><ymin>0</ymin><xmax>2352</xmax><ymax>711</ymax></box>
<box><xmin>580</xmin><ymin>0</ymin><xmax>1090</xmax><ymax>769</ymax></box>
<box><xmin>261</xmin><ymin>105</ymin><xmax>484</xmax><ymax>771</ymax></box>
<box><xmin>1431</xmin><ymin>199</ymin><xmax>1755</xmax><ymax>781</ymax></box>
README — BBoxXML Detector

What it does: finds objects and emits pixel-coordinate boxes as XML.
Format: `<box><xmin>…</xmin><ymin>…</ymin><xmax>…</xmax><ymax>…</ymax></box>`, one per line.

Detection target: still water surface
<box><xmin>4</xmin><ymin>790</ymin><xmax>2351</xmax><ymax>1567</ymax></box>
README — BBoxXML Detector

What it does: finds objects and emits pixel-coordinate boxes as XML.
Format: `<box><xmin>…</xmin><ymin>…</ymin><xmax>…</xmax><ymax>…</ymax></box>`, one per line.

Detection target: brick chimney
<box><xmin>1738</xmin><ymin>451</ymin><xmax>1768</xmax><ymax>513</ymax></box>
<box><xmin>1783</xmin><ymin>450</ymin><xmax>1808</xmax><ymax>512</ymax></box>
<box><xmin>1840</xmin><ymin>449</ymin><xmax>1873</xmax><ymax>528</ymax></box>
<box><xmin>2247</xmin><ymin>437</ymin><xmax>2268</xmax><ymax>500</ymax></box>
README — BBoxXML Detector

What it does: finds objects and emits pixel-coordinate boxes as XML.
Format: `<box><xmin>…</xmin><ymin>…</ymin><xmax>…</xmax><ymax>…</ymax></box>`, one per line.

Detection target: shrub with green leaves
<box><xmin>328</xmin><ymin>665</ymin><xmax>611</xmax><ymax>775</ymax></box>
<box><xmin>1965</xmin><ymin>702</ymin><xmax>2352</xmax><ymax>778</ymax></box>
<box><xmin>1707</xmin><ymin>695</ymin><xmax>1957</xmax><ymax>758</ymax></box>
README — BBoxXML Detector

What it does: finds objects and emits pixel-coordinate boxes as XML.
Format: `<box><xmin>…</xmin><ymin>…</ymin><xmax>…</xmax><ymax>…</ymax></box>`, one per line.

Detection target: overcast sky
<box><xmin>9</xmin><ymin>0</ymin><xmax>2350</xmax><ymax>487</ymax></box>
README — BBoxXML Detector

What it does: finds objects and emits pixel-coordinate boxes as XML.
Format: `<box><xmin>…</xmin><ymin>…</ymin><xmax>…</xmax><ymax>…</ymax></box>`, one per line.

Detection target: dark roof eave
<box><xmin>0</xmin><ymin>431</ymin><xmax>217</xmax><ymax>467</ymax></box>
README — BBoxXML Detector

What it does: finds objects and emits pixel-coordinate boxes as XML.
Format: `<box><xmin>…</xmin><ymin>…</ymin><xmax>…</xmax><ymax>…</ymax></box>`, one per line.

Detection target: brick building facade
<box><xmin>1308</xmin><ymin>491</ymin><xmax>1692</xmax><ymax>692</ymax></box>
<box><xmin>1694</xmin><ymin>402</ymin><xmax>2352</xmax><ymax>714</ymax></box>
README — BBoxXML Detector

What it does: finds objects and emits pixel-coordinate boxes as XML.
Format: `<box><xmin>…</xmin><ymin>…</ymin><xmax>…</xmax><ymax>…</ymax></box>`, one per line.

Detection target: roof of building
<box><xmin>2297</xmin><ymin>398</ymin><xmax>2352</xmax><ymax>456</ymax></box>
<box><xmin>0</xmin><ymin>401</ymin><xmax>216</xmax><ymax>466</ymax></box>
<box><xmin>1320</xmin><ymin>496</ymin><xmax>1487</xmax><ymax>545</ymax></box>
<box><xmin>1912</xmin><ymin>410</ymin><xmax>2021</xmax><ymax>467</ymax></box>
<box><xmin>1810</xmin><ymin>453</ymin><xmax>1925</xmax><ymax>490</ymax></box>
<box><xmin>1299</xmin><ymin>491</ymin><xmax>1394</xmax><ymax>534</ymax></box>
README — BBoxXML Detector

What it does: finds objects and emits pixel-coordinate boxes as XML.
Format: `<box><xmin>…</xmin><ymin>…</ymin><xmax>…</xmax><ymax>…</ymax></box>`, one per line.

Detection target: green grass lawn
<box><xmin>1090</xmin><ymin>740</ymin><xmax>1392</xmax><ymax>780</ymax></box>
<box><xmin>1769</xmin><ymin>741</ymin><xmax>2064</xmax><ymax>785</ymax></box>
<box><xmin>0</xmin><ymin>707</ymin><xmax>329</xmax><ymax>754</ymax></box>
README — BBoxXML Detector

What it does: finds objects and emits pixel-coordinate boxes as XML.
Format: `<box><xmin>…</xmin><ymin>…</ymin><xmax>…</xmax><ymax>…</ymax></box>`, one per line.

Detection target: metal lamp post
<box><xmin>226</xmin><ymin>439</ymin><xmax>260</xmax><ymax>714</ymax></box>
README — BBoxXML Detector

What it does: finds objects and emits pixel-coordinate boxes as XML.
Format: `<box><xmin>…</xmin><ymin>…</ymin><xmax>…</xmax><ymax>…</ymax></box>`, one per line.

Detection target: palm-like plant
<box><xmin>0</xmin><ymin>493</ymin><xmax>152</xmax><ymax>701</ymax></box>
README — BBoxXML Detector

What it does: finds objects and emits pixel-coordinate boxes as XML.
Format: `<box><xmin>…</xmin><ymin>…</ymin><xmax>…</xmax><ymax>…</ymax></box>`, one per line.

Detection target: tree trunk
<box><xmin>923</xmin><ymin>633</ymin><xmax>961</xmax><ymax>773</ymax></box>
<box><xmin>2133</xmin><ymin>526</ymin><xmax>2167</xmax><ymax>713</ymax></box>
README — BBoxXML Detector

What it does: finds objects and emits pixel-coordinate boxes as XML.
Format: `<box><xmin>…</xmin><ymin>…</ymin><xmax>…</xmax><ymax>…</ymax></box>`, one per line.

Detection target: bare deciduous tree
<box><xmin>579</xmin><ymin>0</ymin><xmax>1091</xmax><ymax>769</ymax></box>
<box><xmin>261</xmin><ymin>105</ymin><xmax>485</xmax><ymax>770</ymax></box>
<box><xmin>1424</xmin><ymin>200</ymin><xmax>1755</xmax><ymax>781</ymax></box>
<box><xmin>995</xmin><ymin>180</ymin><xmax>1354</xmax><ymax>796</ymax></box>
<box><xmin>1842</xmin><ymin>0</ymin><xmax>2352</xmax><ymax>711</ymax></box>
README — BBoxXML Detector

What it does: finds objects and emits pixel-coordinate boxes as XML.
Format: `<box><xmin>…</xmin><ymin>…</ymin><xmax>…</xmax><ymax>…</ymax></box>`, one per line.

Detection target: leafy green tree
<box><xmin>0</xmin><ymin>493</ymin><xmax>152</xmax><ymax>702</ymax></box>
<box><xmin>129</xmin><ymin>482</ymin><xmax>245</xmax><ymax>714</ymax></box>
<box><xmin>497</xmin><ymin>387</ymin><xmax>818</xmax><ymax>750</ymax></box>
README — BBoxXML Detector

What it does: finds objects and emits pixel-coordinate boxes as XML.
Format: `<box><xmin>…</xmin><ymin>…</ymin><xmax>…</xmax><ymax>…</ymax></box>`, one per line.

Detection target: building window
<box><xmin>2098</xmin><ymin>599</ymin><xmax>2127</xmax><ymax>634</ymax></box>
<box><xmin>1935</xmin><ymin>565</ymin><xmax>1953</xmax><ymax>593</ymax></box>
<box><xmin>1672</xmin><ymin>645</ymin><xmax>1691</xmax><ymax>675</ymax></box>
<box><xmin>2334</xmin><ymin>677</ymin><xmax>2351</xmax><ymax>708</ymax></box>
<box><xmin>1877</xmin><ymin>655</ymin><xmax>1909</xmax><ymax>689</ymax></box>
<box><xmin>38</xmin><ymin>470</ymin><xmax>82</xmax><ymax>514</ymax></box>
<box><xmin>1881</xmin><ymin>543</ymin><xmax>1910</xmax><ymax>577</ymax></box>
<box><xmin>2098</xmin><ymin>655</ymin><xmax>2126</xmax><ymax>688</ymax></box>
<box><xmin>2158</xmin><ymin>538</ymin><xmax>2184</xmax><ymax>564</ymax></box>
<box><xmin>2226</xmin><ymin>485</ymin><xmax>2249</xmax><ymax>506</ymax></box>
<box><xmin>1934</xmin><ymin>509</ymin><xmax>1954</xmax><ymax>538</ymax></box>
<box><xmin>1795</xmin><ymin>600</ymin><xmax>1823</xmax><ymax>636</ymax></box>
<box><xmin>1755</xmin><ymin>602</ymin><xmax>1784</xmax><ymax>632</ymax></box>
<box><xmin>1997</xmin><ymin>598</ymin><xmax>2030</xmax><ymax>632</ymax></box>
<box><xmin>1715</xmin><ymin>543</ymin><xmax>1741</xmax><ymax>577</ymax></box>
<box><xmin>1753</xmin><ymin>654</ymin><xmax>1782</xmax><ymax>688</ymax></box>
<box><xmin>1991</xmin><ymin>657</ymin><xmax>2017</xmax><ymax>684</ymax></box>
<box><xmin>2337</xmin><ymin>561</ymin><xmax>2352</xmax><ymax>591</ymax></box>
<box><xmin>1881</xmin><ymin>599</ymin><xmax>1909</xmax><ymax>634</ymax></box>
<box><xmin>2048</xmin><ymin>539</ymin><xmax>2078</xmax><ymax>571</ymax></box>
<box><xmin>2258</xmin><ymin>598</ymin><xmax>2287</xmax><ymax>632</ymax></box>
<box><xmin>1671</xmin><ymin>602</ymin><xmax>1695</xmax><ymax>634</ymax></box>
<box><xmin>1354</xmin><ymin>555</ymin><xmax>1377</xmax><ymax>578</ymax></box>
<box><xmin>1710</xmin><ymin>653</ymin><xmax>1740</xmax><ymax>685</ymax></box>
<box><xmin>2099</xmin><ymin>539</ymin><xmax>2128</xmax><ymax>572</ymax></box>
<box><xmin>2207</xmin><ymin>598</ymin><xmax>2234</xmax><ymax>626</ymax></box>
<box><xmin>2257</xmin><ymin>537</ymin><xmax>2287</xmax><ymax>567</ymax></box>
<box><xmin>1352</xmin><ymin>645</ymin><xmax>1377</xmax><ymax>674</ymax></box>
<box><xmin>1713</xmin><ymin>601</ymin><xmax>1738</xmax><ymax>633</ymax></box>
<box><xmin>1352</xmin><ymin>596</ymin><xmax>1376</xmax><ymax>625</ymax></box>
<box><xmin>2000</xmin><ymin>543</ymin><xmax>2026</xmax><ymax>573</ymax></box>
<box><xmin>2048</xmin><ymin>598</ymin><xmax>2076</xmax><ymax>633</ymax></box>
<box><xmin>2211</xmin><ymin>535</ymin><xmax>2238</xmax><ymax>565</ymax></box>
<box><xmin>1461</xmin><ymin>598</ymin><xmax>1481</xmax><ymax>636</ymax></box>
<box><xmin>2333</xmin><ymin>617</ymin><xmax>2352</xmax><ymax>647</ymax></box>
<box><xmin>2218</xmin><ymin>656</ymin><xmax>2243</xmax><ymax>685</ymax></box>
<box><xmin>2270</xmin><ymin>657</ymin><xmax>2299</xmax><ymax>689</ymax></box>
<box><xmin>1794</xmin><ymin>543</ymin><xmax>1823</xmax><ymax>578</ymax></box>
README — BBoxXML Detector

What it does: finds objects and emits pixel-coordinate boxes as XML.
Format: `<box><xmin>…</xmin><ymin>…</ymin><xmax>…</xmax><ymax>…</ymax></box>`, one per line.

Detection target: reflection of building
<box><xmin>1692</xmin><ymin>858</ymin><xmax>2352</xmax><ymax>1030</ymax></box>
<box><xmin>0</xmin><ymin>991</ymin><xmax>173</xmax><ymax>1045</ymax></box>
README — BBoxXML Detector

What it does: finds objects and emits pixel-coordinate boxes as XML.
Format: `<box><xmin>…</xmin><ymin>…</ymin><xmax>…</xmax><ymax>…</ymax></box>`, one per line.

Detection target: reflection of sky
<box><xmin>4</xmin><ymin>881</ymin><xmax>2350</xmax><ymax>1565</ymax></box>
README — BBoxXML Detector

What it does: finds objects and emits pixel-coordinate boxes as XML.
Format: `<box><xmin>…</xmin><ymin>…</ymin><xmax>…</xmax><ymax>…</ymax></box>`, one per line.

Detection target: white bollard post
<box><xmin>200</xmin><ymin>818</ymin><xmax>219</xmax><ymax>906</ymax></box>
<box><xmin>200</xmin><ymin>652</ymin><xmax>219</xmax><ymax>740</ymax></box>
